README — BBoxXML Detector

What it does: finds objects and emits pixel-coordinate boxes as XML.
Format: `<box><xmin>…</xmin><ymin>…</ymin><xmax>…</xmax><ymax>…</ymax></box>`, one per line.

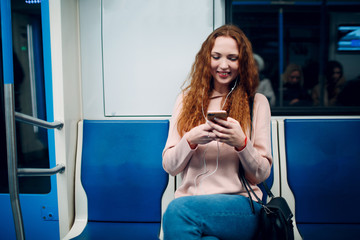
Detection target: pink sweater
<box><xmin>162</xmin><ymin>92</ymin><xmax>272</xmax><ymax>199</ymax></box>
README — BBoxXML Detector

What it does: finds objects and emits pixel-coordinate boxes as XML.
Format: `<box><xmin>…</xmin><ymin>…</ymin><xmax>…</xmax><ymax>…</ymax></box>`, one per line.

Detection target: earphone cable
<box><xmin>195</xmin><ymin>79</ymin><xmax>237</xmax><ymax>194</ymax></box>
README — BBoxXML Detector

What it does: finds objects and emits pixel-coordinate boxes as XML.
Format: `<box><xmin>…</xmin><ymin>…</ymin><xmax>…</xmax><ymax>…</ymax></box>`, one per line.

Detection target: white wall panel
<box><xmin>79</xmin><ymin>0</ymin><xmax>103</xmax><ymax>119</ymax></box>
<box><xmin>80</xmin><ymin>0</ymin><xmax>225</xmax><ymax>118</ymax></box>
<box><xmin>102</xmin><ymin>0</ymin><xmax>213</xmax><ymax>116</ymax></box>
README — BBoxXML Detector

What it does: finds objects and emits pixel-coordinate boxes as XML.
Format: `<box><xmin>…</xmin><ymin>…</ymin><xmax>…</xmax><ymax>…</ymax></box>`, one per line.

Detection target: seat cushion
<box><xmin>81</xmin><ymin>120</ymin><xmax>169</xmax><ymax>222</ymax></box>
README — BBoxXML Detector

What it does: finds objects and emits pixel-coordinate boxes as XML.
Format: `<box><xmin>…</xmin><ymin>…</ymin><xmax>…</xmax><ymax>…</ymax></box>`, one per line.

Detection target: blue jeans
<box><xmin>163</xmin><ymin>194</ymin><xmax>262</xmax><ymax>240</ymax></box>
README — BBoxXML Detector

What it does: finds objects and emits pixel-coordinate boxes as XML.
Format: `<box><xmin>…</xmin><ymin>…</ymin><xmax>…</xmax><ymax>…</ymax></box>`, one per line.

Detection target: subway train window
<box><xmin>226</xmin><ymin>0</ymin><xmax>360</xmax><ymax>115</ymax></box>
<box><xmin>0</xmin><ymin>0</ymin><xmax>50</xmax><ymax>194</ymax></box>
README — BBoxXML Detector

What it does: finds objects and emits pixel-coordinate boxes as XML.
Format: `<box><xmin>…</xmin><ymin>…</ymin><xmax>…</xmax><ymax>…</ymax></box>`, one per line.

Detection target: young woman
<box><xmin>162</xmin><ymin>25</ymin><xmax>272</xmax><ymax>240</ymax></box>
<box><xmin>281</xmin><ymin>63</ymin><xmax>311</xmax><ymax>106</ymax></box>
<box><xmin>312</xmin><ymin>60</ymin><xmax>345</xmax><ymax>106</ymax></box>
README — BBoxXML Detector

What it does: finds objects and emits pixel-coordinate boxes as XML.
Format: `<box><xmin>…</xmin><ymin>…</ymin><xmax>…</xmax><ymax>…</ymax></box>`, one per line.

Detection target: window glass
<box><xmin>228</xmin><ymin>0</ymin><xmax>360</xmax><ymax>115</ymax></box>
<box><xmin>0</xmin><ymin>0</ymin><xmax>50</xmax><ymax>194</ymax></box>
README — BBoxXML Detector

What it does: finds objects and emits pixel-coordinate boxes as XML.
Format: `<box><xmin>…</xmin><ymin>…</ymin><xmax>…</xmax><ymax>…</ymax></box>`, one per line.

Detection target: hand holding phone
<box><xmin>207</xmin><ymin>110</ymin><xmax>227</xmax><ymax>121</ymax></box>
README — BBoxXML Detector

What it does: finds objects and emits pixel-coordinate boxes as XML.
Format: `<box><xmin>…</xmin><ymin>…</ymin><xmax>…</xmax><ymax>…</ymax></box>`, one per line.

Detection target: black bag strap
<box><xmin>239</xmin><ymin>166</ymin><xmax>255</xmax><ymax>213</ymax></box>
<box><xmin>240</xmin><ymin>162</ymin><xmax>276</xmax><ymax>215</ymax></box>
<box><xmin>262</xmin><ymin>181</ymin><xmax>274</xmax><ymax>199</ymax></box>
<box><xmin>239</xmin><ymin>96</ymin><xmax>258</xmax><ymax>213</ymax></box>
<box><xmin>239</xmin><ymin>163</ymin><xmax>263</xmax><ymax>205</ymax></box>
<box><xmin>239</xmin><ymin>94</ymin><xmax>275</xmax><ymax>213</ymax></box>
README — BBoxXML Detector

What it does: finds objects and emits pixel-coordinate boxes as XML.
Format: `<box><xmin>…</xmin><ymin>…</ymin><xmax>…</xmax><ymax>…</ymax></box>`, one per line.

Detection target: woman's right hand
<box><xmin>186</xmin><ymin>122</ymin><xmax>214</xmax><ymax>149</ymax></box>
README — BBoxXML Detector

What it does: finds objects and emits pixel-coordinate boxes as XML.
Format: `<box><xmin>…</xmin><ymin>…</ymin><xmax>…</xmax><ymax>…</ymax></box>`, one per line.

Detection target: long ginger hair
<box><xmin>177</xmin><ymin>25</ymin><xmax>259</xmax><ymax>136</ymax></box>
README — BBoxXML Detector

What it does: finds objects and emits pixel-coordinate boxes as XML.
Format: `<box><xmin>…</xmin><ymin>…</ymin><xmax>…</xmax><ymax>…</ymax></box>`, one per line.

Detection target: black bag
<box><xmin>239</xmin><ymin>169</ymin><xmax>294</xmax><ymax>240</ymax></box>
<box><xmin>256</xmin><ymin>190</ymin><xmax>294</xmax><ymax>240</ymax></box>
<box><xmin>241</xmin><ymin>96</ymin><xmax>294</xmax><ymax>239</ymax></box>
<box><xmin>242</xmin><ymin>97</ymin><xmax>294</xmax><ymax>239</ymax></box>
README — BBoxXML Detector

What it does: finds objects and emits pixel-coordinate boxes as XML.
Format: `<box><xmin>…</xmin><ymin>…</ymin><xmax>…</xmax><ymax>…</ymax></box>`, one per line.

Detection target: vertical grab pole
<box><xmin>1</xmin><ymin>0</ymin><xmax>25</xmax><ymax>239</ymax></box>
<box><xmin>278</xmin><ymin>8</ymin><xmax>284</xmax><ymax>107</ymax></box>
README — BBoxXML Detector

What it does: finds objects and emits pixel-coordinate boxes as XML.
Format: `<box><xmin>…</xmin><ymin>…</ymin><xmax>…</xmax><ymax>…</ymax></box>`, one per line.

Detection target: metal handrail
<box><xmin>18</xmin><ymin>164</ymin><xmax>65</xmax><ymax>177</ymax></box>
<box><xmin>4</xmin><ymin>85</ymin><xmax>24</xmax><ymax>240</ymax></box>
<box><xmin>15</xmin><ymin>112</ymin><xmax>63</xmax><ymax>130</ymax></box>
<box><xmin>14</xmin><ymin>112</ymin><xmax>65</xmax><ymax>178</ymax></box>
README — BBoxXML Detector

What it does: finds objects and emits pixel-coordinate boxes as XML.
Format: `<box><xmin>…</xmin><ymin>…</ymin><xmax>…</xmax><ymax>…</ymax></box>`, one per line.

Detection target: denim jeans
<box><xmin>163</xmin><ymin>194</ymin><xmax>262</xmax><ymax>240</ymax></box>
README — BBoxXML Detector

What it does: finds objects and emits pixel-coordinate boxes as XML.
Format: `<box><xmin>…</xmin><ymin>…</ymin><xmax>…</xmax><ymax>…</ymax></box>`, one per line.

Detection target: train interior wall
<box><xmin>1</xmin><ymin>0</ymin><xmax>360</xmax><ymax>239</ymax></box>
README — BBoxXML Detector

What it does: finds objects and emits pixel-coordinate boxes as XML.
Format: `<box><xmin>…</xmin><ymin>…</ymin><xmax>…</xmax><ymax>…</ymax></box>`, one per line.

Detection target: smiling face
<box><xmin>210</xmin><ymin>36</ymin><xmax>239</xmax><ymax>93</ymax></box>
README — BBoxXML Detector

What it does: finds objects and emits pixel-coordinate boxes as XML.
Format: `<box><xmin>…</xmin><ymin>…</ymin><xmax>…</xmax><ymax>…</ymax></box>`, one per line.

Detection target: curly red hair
<box><xmin>177</xmin><ymin>25</ymin><xmax>259</xmax><ymax>136</ymax></box>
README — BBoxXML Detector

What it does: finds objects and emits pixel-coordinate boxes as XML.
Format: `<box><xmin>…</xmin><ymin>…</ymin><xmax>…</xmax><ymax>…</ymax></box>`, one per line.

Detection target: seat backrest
<box><xmin>259</xmin><ymin>119</ymin><xmax>280</xmax><ymax>202</ymax></box>
<box><xmin>81</xmin><ymin>120</ymin><xmax>169</xmax><ymax>224</ymax></box>
<box><xmin>284</xmin><ymin>118</ymin><xmax>360</xmax><ymax>239</ymax></box>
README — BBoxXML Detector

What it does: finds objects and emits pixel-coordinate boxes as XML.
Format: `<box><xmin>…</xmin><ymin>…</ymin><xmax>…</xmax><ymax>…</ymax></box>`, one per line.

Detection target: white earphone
<box><xmin>195</xmin><ymin>79</ymin><xmax>238</xmax><ymax>193</ymax></box>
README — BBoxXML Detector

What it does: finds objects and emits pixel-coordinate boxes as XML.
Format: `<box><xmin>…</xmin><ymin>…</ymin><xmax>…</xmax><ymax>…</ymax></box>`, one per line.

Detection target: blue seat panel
<box><xmin>284</xmin><ymin>119</ymin><xmax>360</xmax><ymax>236</ymax></box>
<box><xmin>285</xmin><ymin>119</ymin><xmax>360</xmax><ymax>223</ymax></box>
<box><xmin>73</xmin><ymin>222</ymin><xmax>160</xmax><ymax>240</ymax></box>
<box><xmin>259</xmin><ymin>167</ymin><xmax>274</xmax><ymax>202</ymax></box>
<box><xmin>297</xmin><ymin>223</ymin><xmax>360</xmax><ymax>240</ymax></box>
<box><xmin>81</xmin><ymin>120</ymin><xmax>169</xmax><ymax>223</ymax></box>
<box><xmin>260</xmin><ymin>122</ymin><xmax>274</xmax><ymax>202</ymax></box>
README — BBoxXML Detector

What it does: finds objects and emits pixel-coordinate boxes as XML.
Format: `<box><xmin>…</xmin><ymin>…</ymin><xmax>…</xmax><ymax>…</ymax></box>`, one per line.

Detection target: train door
<box><xmin>1</xmin><ymin>0</ymin><xmax>62</xmax><ymax>239</ymax></box>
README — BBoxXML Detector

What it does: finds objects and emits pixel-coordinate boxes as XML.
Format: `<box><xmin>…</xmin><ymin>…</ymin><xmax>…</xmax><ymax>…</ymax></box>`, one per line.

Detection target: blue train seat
<box><xmin>65</xmin><ymin>120</ymin><xmax>169</xmax><ymax>240</ymax></box>
<box><xmin>283</xmin><ymin>118</ymin><xmax>360</xmax><ymax>239</ymax></box>
<box><xmin>260</xmin><ymin>119</ymin><xmax>279</xmax><ymax>202</ymax></box>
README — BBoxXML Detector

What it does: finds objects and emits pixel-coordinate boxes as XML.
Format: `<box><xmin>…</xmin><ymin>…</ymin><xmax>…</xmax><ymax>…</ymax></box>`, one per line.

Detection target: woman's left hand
<box><xmin>207</xmin><ymin>117</ymin><xmax>247</xmax><ymax>149</ymax></box>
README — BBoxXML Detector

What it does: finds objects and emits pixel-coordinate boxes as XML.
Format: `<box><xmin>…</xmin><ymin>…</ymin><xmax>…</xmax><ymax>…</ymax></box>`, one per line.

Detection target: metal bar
<box><xmin>4</xmin><ymin>85</ymin><xmax>25</xmax><ymax>240</ymax></box>
<box><xmin>15</xmin><ymin>111</ymin><xmax>63</xmax><ymax>130</ymax></box>
<box><xmin>278</xmin><ymin>8</ymin><xmax>284</xmax><ymax>107</ymax></box>
<box><xmin>27</xmin><ymin>24</ymin><xmax>39</xmax><ymax>133</ymax></box>
<box><xmin>225</xmin><ymin>0</ymin><xmax>233</xmax><ymax>24</ymax></box>
<box><xmin>18</xmin><ymin>164</ymin><xmax>65</xmax><ymax>177</ymax></box>
<box><xmin>232</xmin><ymin>1</ymin><xmax>321</xmax><ymax>6</ymax></box>
<box><xmin>1</xmin><ymin>0</ymin><xmax>26</xmax><ymax>239</ymax></box>
<box><xmin>318</xmin><ymin>1</ymin><xmax>326</xmax><ymax>106</ymax></box>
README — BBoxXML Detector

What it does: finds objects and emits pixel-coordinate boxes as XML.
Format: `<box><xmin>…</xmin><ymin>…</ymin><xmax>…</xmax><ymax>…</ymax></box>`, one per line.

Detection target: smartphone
<box><xmin>207</xmin><ymin>110</ymin><xmax>228</xmax><ymax>121</ymax></box>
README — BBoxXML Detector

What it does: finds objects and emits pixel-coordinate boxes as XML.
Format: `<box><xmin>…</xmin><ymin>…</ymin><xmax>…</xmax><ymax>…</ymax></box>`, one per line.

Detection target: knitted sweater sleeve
<box><xmin>162</xmin><ymin>94</ymin><xmax>195</xmax><ymax>176</ymax></box>
<box><xmin>237</xmin><ymin>93</ymin><xmax>272</xmax><ymax>184</ymax></box>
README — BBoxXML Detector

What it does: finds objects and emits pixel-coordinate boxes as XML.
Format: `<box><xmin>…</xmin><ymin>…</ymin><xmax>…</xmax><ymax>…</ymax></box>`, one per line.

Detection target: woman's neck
<box><xmin>213</xmin><ymin>84</ymin><xmax>230</xmax><ymax>95</ymax></box>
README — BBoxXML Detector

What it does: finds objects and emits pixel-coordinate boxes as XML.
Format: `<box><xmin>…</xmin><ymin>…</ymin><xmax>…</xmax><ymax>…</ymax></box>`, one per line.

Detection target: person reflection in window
<box><xmin>282</xmin><ymin>63</ymin><xmax>311</xmax><ymax>106</ymax></box>
<box><xmin>312</xmin><ymin>60</ymin><xmax>345</xmax><ymax>106</ymax></box>
<box><xmin>254</xmin><ymin>54</ymin><xmax>276</xmax><ymax>106</ymax></box>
